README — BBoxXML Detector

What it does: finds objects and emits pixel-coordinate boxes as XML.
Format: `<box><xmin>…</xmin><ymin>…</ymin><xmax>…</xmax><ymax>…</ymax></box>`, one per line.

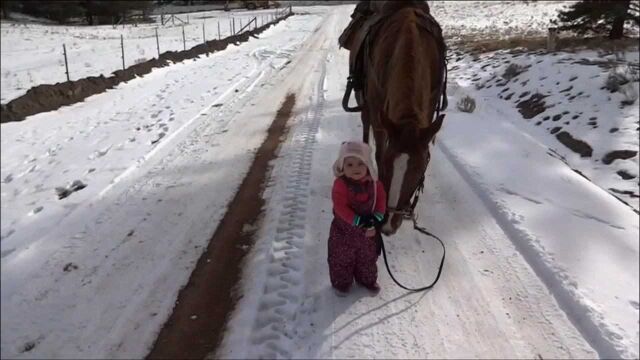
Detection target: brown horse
<box><xmin>340</xmin><ymin>0</ymin><xmax>447</xmax><ymax>235</ymax></box>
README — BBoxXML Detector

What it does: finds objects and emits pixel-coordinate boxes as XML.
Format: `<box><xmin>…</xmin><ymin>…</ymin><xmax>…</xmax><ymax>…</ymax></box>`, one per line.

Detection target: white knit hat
<box><xmin>333</xmin><ymin>141</ymin><xmax>378</xmax><ymax>180</ymax></box>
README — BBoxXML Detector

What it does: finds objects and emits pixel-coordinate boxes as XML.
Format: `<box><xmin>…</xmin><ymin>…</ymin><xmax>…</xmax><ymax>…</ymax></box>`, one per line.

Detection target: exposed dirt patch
<box><xmin>602</xmin><ymin>150</ymin><xmax>638</xmax><ymax>165</ymax></box>
<box><xmin>617</xmin><ymin>170</ymin><xmax>636</xmax><ymax>180</ymax></box>
<box><xmin>146</xmin><ymin>94</ymin><xmax>296</xmax><ymax>359</ymax></box>
<box><xmin>550</xmin><ymin>126</ymin><xmax>562</xmax><ymax>134</ymax></box>
<box><xmin>516</xmin><ymin>93</ymin><xmax>548</xmax><ymax>119</ymax></box>
<box><xmin>459</xmin><ymin>35</ymin><xmax>639</xmax><ymax>54</ymax></box>
<box><xmin>1</xmin><ymin>14</ymin><xmax>293</xmax><ymax>124</ymax></box>
<box><xmin>559</xmin><ymin>86</ymin><xmax>573</xmax><ymax>93</ymax></box>
<box><xmin>555</xmin><ymin>131</ymin><xmax>593</xmax><ymax>158</ymax></box>
<box><xmin>609</xmin><ymin>188</ymin><xmax>640</xmax><ymax>199</ymax></box>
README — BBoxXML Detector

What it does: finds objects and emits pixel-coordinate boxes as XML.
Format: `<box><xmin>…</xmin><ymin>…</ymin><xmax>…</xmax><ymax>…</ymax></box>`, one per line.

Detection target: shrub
<box><xmin>620</xmin><ymin>83</ymin><xmax>638</xmax><ymax>106</ymax></box>
<box><xmin>502</xmin><ymin>63</ymin><xmax>526</xmax><ymax>80</ymax></box>
<box><xmin>457</xmin><ymin>95</ymin><xmax>476</xmax><ymax>113</ymax></box>
<box><xmin>604</xmin><ymin>65</ymin><xmax>637</xmax><ymax>92</ymax></box>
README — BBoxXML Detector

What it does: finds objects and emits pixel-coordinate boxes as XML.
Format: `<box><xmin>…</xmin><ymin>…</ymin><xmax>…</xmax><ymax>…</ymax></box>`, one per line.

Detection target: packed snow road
<box><xmin>215</xmin><ymin>8</ymin><xmax>602</xmax><ymax>359</ymax></box>
<box><xmin>217</xmin><ymin>5</ymin><xmax>637</xmax><ymax>360</ymax></box>
<box><xmin>1</xmin><ymin>10</ymin><xmax>326</xmax><ymax>359</ymax></box>
<box><xmin>1</xmin><ymin>4</ymin><xmax>637</xmax><ymax>360</ymax></box>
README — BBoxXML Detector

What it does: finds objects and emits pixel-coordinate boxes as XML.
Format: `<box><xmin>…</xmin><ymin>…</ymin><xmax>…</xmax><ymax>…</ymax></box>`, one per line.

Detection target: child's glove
<box><xmin>354</xmin><ymin>215</ymin><xmax>374</xmax><ymax>228</ymax></box>
<box><xmin>354</xmin><ymin>212</ymin><xmax>385</xmax><ymax>228</ymax></box>
<box><xmin>371</xmin><ymin>212</ymin><xmax>385</xmax><ymax>225</ymax></box>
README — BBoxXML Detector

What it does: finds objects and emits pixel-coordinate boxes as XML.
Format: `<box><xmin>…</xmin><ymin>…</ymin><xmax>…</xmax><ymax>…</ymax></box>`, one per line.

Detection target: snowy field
<box><xmin>0</xmin><ymin>1</ymin><xmax>572</xmax><ymax>104</ymax></box>
<box><xmin>0</xmin><ymin>7</ymin><xmax>288</xmax><ymax>103</ymax></box>
<box><xmin>1</xmin><ymin>2</ymin><xmax>639</xmax><ymax>359</ymax></box>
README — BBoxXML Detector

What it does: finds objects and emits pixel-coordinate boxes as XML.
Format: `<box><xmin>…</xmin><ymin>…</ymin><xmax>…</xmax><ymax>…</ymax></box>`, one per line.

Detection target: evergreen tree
<box><xmin>83</xmin><ymin>1</ymin><xmax>152</xmax><ymax>25</ymax></box>
<box><xmin>1</xmin><ymin>1</ymin><xmax>10</xmax><ymax>19</ymax></box>
<box><xmin>555</xmin><ymin>0</ymin><xmax>639</xmax><ymax>39</ymax></box>
<box><xmin>9</xmin><ymin>0</ymin><xmax>152</xmax><ymax>24</ymax></box>
<box><xmin>19</xmin><ymin>0</ymin><xmax>85</xmax><ymax>23</ymax></box>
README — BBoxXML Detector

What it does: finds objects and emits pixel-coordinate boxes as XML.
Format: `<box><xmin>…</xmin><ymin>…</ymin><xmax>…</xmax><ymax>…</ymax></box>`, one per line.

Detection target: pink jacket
<box><xmin>332</xmin><ymin>176</ymin><xmax>386</xmax><ymax>225</ymax></box>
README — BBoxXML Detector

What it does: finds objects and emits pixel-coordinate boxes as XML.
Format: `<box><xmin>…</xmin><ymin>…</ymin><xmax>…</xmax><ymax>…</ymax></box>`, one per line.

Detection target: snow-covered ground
<box><xmin>0</xmin><ymin>1</ymin><xmax>571</xmax><ymax>104</ymax></box>
<box><xmin>1</xmin><ymin>2</ymin><xmax>639</xmax><ymax>359</ymax></box>
<box><xmin>0</xmin><ymin>7</ymin><xmax>287</xmax><ymax>103</ymax></box>
<box><xmin>449</xmin><ymin>47</ymin><xmax>640</xmax><ymax>211</ymax></box>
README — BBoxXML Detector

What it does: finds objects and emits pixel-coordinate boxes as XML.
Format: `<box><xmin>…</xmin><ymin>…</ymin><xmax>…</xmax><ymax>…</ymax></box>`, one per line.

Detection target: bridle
<box><xmin>386</xmin><ymin>177</ymin><xmax>424</xmax><ymax>220</ymax></box>
<box><xmin>385</xmin><ymin>151</ymin><xmax>429</xmax><ymax>221</ymax></box>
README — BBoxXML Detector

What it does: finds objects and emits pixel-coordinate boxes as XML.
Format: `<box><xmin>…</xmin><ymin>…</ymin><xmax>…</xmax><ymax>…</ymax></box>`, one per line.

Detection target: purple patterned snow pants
<box><xmin>327</xmin><ymin>217</ymin><xmax>378</xmax><ymax>291</ymax></box>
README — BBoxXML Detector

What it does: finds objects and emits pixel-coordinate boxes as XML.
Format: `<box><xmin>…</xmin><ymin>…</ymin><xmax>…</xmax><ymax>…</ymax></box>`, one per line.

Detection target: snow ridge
<box><xmin>437</xmin><ymin>140</ymin><xmax>627</xmax><ymax>359</ymax></box>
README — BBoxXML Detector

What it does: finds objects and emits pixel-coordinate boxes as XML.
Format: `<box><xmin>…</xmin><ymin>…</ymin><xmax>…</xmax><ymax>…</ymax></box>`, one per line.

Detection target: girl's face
<box><xmin>343</xmin><ymin>156</ymin><xmax>368</xmax><ymax>181</ymax></box>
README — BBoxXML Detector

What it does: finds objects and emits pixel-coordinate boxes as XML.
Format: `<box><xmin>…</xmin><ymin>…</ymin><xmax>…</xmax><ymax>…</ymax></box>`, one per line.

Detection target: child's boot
<box><xmin>364</xmin><ymin>282</ymin><xmax>380</xmax><ymax>295</ymax></box>
<box><xmin>333</xmin><ymin>285</ymin><xmax>350</xmax><ymax>297</ymax></box>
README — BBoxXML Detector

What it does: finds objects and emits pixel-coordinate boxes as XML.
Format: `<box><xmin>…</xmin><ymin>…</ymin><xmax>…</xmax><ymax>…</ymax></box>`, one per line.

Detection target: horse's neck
<box><xmin>370</xmin><ymin>1</ymin><xmax>430</xmax><ymax>16</ymax></box>
<box><xmin>376</xmin><ymin>8</ymin><xmax>441</xmax><ymax>128</ymax></box>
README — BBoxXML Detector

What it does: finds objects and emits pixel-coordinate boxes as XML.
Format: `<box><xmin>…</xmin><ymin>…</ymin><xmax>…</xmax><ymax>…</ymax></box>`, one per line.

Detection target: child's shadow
<box><xmin>305</xmin><ymin>284</ymin><xmax>429</xmax><ymax>356</ymax></box>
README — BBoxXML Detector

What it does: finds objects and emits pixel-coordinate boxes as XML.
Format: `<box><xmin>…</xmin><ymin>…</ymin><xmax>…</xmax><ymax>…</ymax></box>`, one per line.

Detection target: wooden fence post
<box><xmin>155</xmin><ymin>27</ymin><xmax>160</xmax><ymax>56</ymax></box>
<box><xmin>63</xmin><ymin>43</ymin><xmax>70</xmax><ymax>81</ymax></box>
<box><xmin>121</xmin><ymin>34</ymin><xmax>125</xmax><ymax>70</ymax></box>
<box><xmin>547</xmin><ymin>27</ymin><xmax>558</xmax><ymax>52</ymax></box>
<box><xmin>217</xmin><ymin>20</ymin><xmax>220</xmax><ymax>40</ymax></box>
<box><xmin>182</xmin><ymin>25</ymin><xmax>186</xmax><ymax>50</ymax></box>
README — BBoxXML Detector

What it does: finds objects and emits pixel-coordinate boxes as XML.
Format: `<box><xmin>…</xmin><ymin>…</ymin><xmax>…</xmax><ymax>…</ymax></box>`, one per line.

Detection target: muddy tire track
<box><xmin>146</xmin><ymin>93</ymin><xmax>296</xmax><ymax>359</ymax></box>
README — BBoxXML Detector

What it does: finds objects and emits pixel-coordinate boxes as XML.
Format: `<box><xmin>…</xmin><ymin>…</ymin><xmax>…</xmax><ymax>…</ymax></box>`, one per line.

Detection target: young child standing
<box><xmin>328</xmin><ymin>141</ymin><xmax>387</xmax><ymax>296</ymax></box>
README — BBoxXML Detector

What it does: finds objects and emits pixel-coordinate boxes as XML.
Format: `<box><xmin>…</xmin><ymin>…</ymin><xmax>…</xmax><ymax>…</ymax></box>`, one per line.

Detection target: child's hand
<box><xmin>365</xmin><ymin>228</ymin><xmax>376</xmax><ymax>238</ymax></box>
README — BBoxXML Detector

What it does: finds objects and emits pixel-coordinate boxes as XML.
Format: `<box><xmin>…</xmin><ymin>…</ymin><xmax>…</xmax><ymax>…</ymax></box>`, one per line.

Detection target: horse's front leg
<box><xmin>372</xmin><ymin>128</ymin><xmax>387</xmax><ymax>181</ymax></box>
<box><xmin>361</xmin><ymin>113</ymin><xmax>370</xmax><ymax>144</ymax></box>
<box><xmin>360</xmin><ymin>97</ymin><xmax>370</xmax><ymax>144</ymax></box>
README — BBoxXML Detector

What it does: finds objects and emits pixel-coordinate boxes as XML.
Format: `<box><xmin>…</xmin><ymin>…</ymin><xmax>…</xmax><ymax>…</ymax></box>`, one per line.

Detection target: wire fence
<box><xmin>0</xmin><ymin>6</ymin><xmax>292</xmax><ymax>103</ymax></box>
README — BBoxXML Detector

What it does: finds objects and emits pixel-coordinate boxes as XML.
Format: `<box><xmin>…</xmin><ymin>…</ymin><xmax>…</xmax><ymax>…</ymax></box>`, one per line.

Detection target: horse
<box><xmin>339</xmin><ymin>0</ymin><xmax>448</xmax><ymax>235</ymax></box>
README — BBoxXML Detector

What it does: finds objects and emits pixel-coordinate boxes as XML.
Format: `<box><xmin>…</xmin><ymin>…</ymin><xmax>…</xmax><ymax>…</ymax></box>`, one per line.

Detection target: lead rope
<box><xmin>379</xmin><ymin>217</ymin><xmax>446</xmax><ymax>292</ymax></box>
<box><xmin>378</xmin><ymin>183</ymin><xmax>446</xmax><ymax>291</ymax></box>
<box><xmin>379</xmin><ymin>49</ymin><xmax>448</xmax><ymax>292</ymax></box>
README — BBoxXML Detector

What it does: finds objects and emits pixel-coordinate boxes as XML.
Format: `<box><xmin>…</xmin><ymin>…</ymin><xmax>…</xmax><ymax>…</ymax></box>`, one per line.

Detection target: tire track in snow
<box><xmin>147</xmin><ymin>90</ymin><xmax>298</xmax><ymax>359</ymax></box>
<box><xmin>244</xmin><ymin>52</ymin><xmax>327</xmax><ymax>360</ymax></box>
<box><xmin>437</xmin><ymin>140</ymin><xmax>623</xmax><ymax>359</ymax></box>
